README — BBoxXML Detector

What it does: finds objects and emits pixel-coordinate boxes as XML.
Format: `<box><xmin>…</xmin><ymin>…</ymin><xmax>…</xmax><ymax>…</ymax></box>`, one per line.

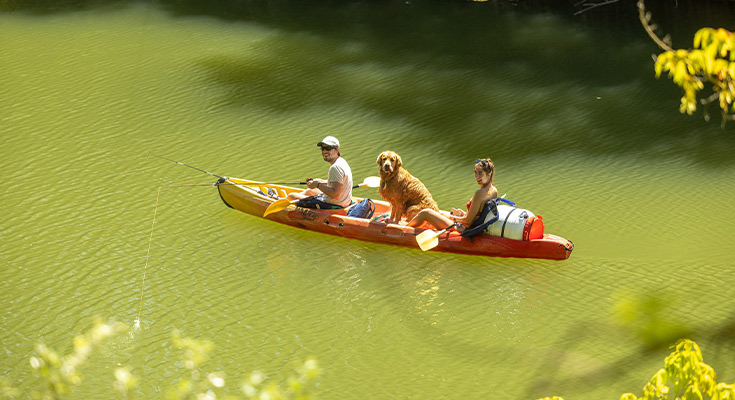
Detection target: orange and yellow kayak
<box><xmin>216</xmin><ymin>177</ymin><xmax>574</xmax><ymax>260</ymax></box>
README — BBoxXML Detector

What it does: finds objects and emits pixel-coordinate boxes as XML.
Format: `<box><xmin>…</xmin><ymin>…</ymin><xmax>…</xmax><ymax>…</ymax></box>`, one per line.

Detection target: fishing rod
<box><xmin>150</xmin><ymin>155</ymin><xmax>224</xmax><ymax>179</ymax></box>
<box><xmin>152</xmin><ymin>156</ymin><xmax>303</xmax><ymax>185</ymax></box>
<box><xmin>152</xmin><ymin>156</ymin><xmax>329</xmax><ymax>186</ymax></box>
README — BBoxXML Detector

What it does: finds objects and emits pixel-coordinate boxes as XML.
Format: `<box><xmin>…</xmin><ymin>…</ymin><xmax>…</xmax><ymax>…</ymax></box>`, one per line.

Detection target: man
<box><xmin>287</xmin><ymin>136</ymin><xmax>353</xmax><ymax>209</ymax></box>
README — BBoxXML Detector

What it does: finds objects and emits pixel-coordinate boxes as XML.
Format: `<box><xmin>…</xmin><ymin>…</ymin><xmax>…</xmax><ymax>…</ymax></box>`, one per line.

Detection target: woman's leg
<box><xmin>407</xmin><ymin>209</ymin><xmax>453</xmax><ymax>229</ymax></box>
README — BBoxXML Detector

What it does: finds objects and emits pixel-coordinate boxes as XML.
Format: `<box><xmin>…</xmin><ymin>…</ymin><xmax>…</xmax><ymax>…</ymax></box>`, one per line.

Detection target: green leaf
<box><xmin>684</xmin><ymin>386</ymin><xmax>704</xmax><ymax>400</ymax></box>
<box><xmin>694</xmin><ymin>29</ymin><xmax>705</xmax><ymax>48</ymax></box>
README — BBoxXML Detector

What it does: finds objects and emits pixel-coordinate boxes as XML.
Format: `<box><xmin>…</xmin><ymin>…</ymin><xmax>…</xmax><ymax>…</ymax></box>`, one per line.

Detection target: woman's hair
<box><xmin>475</xmin><ymin>158</ymin><xmax>494</xmax><ymax>184</ymax></box>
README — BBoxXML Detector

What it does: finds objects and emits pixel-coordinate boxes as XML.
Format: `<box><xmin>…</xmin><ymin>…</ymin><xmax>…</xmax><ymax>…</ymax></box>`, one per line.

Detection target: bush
<box><xmin>536</xmin><ymin>339</ymin><xmax>735</xmax><ymax>400</ymax></box>
<box><xmin>4</xmin><ymin>319</ymin><xmax>319</xmax><ymax>400</ymax></box>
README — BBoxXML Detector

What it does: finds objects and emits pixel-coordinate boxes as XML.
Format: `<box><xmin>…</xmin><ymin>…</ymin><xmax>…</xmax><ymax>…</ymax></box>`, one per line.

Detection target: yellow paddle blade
<box><xmin>418</xmin><ymin>235</ymin><xmax>439</xmax><ymax>252</ymax></box>
<box><xmin>416</xmin><ymin>229</ymin><xmax>442</xmax><ymax>251</ymax></box>
<box><xmin>361</xmin><ymin>176</ymin><xmax>380</xmax><ymax>188</ymax></box>
<box><xmin>263</xmin><ymin>199</ymin><xmax>293</xmax><ymax>217</ymax></box>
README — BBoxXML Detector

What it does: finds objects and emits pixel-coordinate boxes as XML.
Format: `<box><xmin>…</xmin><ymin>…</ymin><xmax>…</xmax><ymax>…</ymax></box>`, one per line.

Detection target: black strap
<box><xmin>500</xmin><ymin>207</ymin><xmax>518</xmax><ymax>238</ymax></box>
<box><xmin>296</xmin><ymin>195</ymin><xmax>344</xmax><ymax>209</ymax></box>
<box><xmin>461</xmin><ymin>199</ymin><xmax>499</xmax><ymax>239</ymax></box>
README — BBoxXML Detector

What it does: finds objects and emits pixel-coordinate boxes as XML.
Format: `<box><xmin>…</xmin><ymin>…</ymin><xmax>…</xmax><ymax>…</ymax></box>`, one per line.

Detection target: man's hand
<box><xmin>306</xmin><ymin>178</ymin><xmax>325</xmax><ymax>190</ymax></box>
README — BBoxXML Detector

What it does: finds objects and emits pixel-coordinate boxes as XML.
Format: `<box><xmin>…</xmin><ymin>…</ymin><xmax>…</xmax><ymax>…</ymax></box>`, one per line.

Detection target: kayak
<box><xmin>215</xmin><ymin>177</ymin><xmax>574</xmax><ymax>260</ymax></box>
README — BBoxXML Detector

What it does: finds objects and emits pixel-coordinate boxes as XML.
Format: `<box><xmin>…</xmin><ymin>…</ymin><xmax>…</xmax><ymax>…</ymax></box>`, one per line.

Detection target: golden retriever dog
<box><xmin>377</xmin><ymin>150</ymin><xmax>439</xmax><ymax>223</ymax></box>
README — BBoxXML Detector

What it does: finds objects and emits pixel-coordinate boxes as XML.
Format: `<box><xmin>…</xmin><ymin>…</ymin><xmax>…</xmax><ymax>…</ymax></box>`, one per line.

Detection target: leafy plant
<box><xmin>619</xmin><ymin>339</ymin><xmax>735</xmax><ymax>400</ymax></box>
<box><xmin>4</xmin><ymin>319</ymin><xmax>319</xmax><ymax>400</ymax></box>
<box><xmin>613</xmin><ymin>291</ymin><xmax>691</xmax><ymax>350</ymax></box>
<box><xmin>536</xmin><ymin>340</ymin><xmax>734</xmax><ymax>400</ymax></box>
<box><xmin>166</xmin><ymin>329</ymin><xmax>320</xmax><ymax>400</ymax></box>
<box><xmin>638</xmin><ymin>0</ymin><xmax>735</xmax><ymax>127</ymax></box>
<box><xmin>27</xmin><ymin>318</ymin><xmax>130</xmax><ymax>399</ymax></box>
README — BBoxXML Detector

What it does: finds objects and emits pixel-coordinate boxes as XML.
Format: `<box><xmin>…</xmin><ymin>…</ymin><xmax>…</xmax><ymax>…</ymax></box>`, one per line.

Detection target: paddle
<box><xmin>355</xmin><ymin>176</ymin><xmax>380</xmax><ymax>188</ymax></box>
<box><xmin>262</xmin><ymin>176</ymin><xmax>380</xmax><ymax>217</ymax></box>
<box><xmin>416</xmin><ymin>223</ymin><xmax>457</xmax><ymax>251</ymax></box>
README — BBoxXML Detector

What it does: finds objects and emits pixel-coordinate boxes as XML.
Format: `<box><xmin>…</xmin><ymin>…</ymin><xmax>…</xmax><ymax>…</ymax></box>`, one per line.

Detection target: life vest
<box><xmin>461</xmin><ymin>198</ymin><xmax>544</xmax><ymax>241</ymax></box>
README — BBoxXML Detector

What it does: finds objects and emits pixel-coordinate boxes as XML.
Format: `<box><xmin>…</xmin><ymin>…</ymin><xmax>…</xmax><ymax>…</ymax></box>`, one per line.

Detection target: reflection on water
<box><xmin>1</xmin><ymin>1</ymin><xmax>734</xmax><ymax>399</ymax></box>
<box><xmin>413</xmin><ymin>269</ymin><xmax>443</xmax><ymax>324</ymax></box>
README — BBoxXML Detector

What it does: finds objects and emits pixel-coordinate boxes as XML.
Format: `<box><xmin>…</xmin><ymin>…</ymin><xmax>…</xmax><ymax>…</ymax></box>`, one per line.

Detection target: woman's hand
<box><xmin>450</xmin><ymin>208</ymin><xmax>466</xmax><ymax>218</ymax></box>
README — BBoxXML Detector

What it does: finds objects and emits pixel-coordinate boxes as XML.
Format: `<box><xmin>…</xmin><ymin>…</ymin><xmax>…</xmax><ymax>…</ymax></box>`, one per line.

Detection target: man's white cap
<box><xmin>317</xmin><ymin>136</ymin><xmax>340</xmax><ymax>148</ymax></box>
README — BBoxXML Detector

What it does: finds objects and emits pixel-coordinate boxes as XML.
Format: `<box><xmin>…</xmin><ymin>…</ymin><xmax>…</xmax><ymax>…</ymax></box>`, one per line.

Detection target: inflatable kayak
<box><xmin>215</xmin><ymin>177</ymin><xmax>574</xmax><ymax>260</ymax></box>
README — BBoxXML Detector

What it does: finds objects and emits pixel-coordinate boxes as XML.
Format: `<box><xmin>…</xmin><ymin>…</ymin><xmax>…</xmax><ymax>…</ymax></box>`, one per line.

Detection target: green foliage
<box><xmin>613</xmin><ymin>291</ymin><xmax>691</xmax><ymax>350</ymax></box>
<box><xmin>654</xmin><ymin>29</ymin><xmax>735</xmax><ymax>122</ymax></box>
<box><xmin>537</xmin><ymin>340</ymin><xmax>735</xmax><ymax>400</ymax></box>
<box><xmin>15</xmin><ymin>319</ymin><xmax>732</xmax><ymax>400</ymax></box>
<box><xmin>620</xmin><ymin>339</ymin><xmax>735</xmax><ymax>400</ymax></box>
<box><xmin>167</xmin><ymin>329</ymin><xmax>320</xmax><ymax>400</ymax></box>
<box><xmin>26</xmin><ymin>318</ymin><xmax>129</xmax><ymax>399</ymax></box>
<box><xmin>0</xmin><ymin>378</ymin><xmax>20</xmax><ymax>398</ymax></box>
<box><xmin>3</xmin><ymin>319</ymin><xmax>319</xmax><ymax>400</ymax></box>
<box><xmin>239</xmin><ymin>359</ymin><xmax>320</xmax><ymax>400</ymax></box>
<box><xmin>639</xmin><ymin>0</ymin><xmax>735</xmax><ymax>126</ymax></box>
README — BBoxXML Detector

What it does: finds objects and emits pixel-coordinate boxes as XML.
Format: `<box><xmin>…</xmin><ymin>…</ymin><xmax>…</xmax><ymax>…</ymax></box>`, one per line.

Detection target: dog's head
<box><xmin>377</xmin><ymin>151</ymin><xmax>402</xmax><ymax>178</ymax></box>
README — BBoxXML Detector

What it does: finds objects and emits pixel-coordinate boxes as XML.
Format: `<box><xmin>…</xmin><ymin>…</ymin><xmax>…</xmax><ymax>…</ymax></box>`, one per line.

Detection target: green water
<box><xmin>1</xmin><ymin>2</ymin><xmax>734</xmax><ymax>398</ymax></box>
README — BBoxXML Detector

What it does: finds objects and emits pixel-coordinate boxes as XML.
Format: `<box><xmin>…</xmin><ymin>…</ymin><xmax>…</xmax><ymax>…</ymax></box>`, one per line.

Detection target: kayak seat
<box><xmin>254</xmin><ymin>187</ymin><xmax>279</xmax><ymax>200</ymax></box>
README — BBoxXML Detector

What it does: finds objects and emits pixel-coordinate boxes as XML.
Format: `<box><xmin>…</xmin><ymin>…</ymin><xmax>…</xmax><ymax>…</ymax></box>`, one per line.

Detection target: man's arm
<box><xmin>316</xmin><ymin>180</ymin><xmax>343</xmax><ymax>199</ymax></box>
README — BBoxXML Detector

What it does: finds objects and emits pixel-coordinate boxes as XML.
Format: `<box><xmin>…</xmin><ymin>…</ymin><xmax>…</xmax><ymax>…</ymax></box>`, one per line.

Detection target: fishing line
<box><xmin>134</xmin><ymin>182</ymin><xmax>224</xmax><ymax>330</ymax></box>
<box><xmin>137</xmin><ymin>156</ymin><xmax>271</xmax><ymax>328</ymax></box>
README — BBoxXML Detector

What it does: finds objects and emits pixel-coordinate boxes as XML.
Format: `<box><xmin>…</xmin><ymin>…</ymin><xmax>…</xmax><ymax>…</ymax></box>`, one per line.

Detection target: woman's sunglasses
<box><xmin>475</xmin><ymin>159</ymin><xmax>493</xmax><ymax>170</ymax></box>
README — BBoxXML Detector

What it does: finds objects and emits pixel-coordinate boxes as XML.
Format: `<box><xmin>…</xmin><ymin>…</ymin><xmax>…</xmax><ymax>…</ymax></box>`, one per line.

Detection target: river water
<box><xmin>1</xmin><ymin>1</ymin><xmax>734</xmax><ymax>398</ymax></box>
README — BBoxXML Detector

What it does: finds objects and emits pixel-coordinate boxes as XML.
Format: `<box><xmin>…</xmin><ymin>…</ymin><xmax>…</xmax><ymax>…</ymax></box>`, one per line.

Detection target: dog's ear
<box><xmin>394</xmin><ymin>153</ymin><xmax>402</xmax><ymax>169</ymax></box>
<box><xmin>376</xmin><ymin>153</ymin><xmax>384</xmax><ymax>165</ymax></box>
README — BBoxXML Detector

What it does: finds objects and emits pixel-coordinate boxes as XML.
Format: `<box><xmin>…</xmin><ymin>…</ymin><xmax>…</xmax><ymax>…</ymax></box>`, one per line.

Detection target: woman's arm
<box><xmin>456</xmin><ymin>192</ymin><xmax>481</xmax><ymax>225</ymax></box>
<box><xmin>453</xmin><ymin>189</ymin><xmax>496</xmax><ymax>226</ymax></box>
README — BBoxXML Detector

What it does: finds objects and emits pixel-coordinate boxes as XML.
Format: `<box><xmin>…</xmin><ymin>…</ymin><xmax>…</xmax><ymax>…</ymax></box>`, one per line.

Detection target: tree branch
<box><xmin>574</xmin><ymin>0</ymin><xmax>621</xmax><ymax>16</ymax></box>
<box><xmin>638</xmin><ymin>0</ymin><xmax>674</xmax><ymax>52</ymax></box>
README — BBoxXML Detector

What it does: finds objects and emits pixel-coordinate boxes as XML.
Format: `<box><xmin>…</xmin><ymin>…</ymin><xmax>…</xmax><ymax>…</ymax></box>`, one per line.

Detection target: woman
<box><xmin>406</xmin><ymin>158</ymin><xmax>497</xmax><ymax>231</ymax></box>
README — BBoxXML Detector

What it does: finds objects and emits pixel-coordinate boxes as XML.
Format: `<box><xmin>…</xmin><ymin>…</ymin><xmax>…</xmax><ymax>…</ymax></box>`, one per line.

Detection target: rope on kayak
<box><xmin>134</xmin><ymin>182</ymin><xmax>226</xmax><ymax>330</ymax></box>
